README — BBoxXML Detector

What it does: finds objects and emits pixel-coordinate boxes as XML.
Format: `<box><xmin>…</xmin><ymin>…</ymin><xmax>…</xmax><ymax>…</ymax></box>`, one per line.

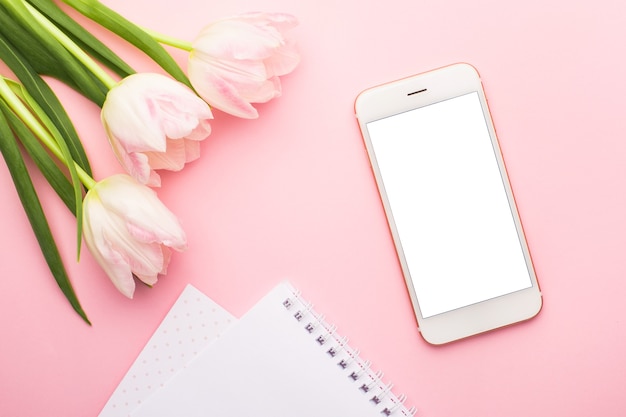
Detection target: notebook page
<box><xmin>132</xmin><ymin>281</ymin><xmax>414</xmax><ymax>417</ymax></box>
<box><xmin>99</xmin><ymin>284</ymin><xmax>235</xmax><ymax>417</ymax></box>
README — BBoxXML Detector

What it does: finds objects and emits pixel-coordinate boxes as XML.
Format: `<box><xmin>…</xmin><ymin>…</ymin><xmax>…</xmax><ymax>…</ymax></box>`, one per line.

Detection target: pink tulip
<box><xmin>82</xmin><ymin>174</ymin><xmax>187</xmax><ymax>298</ymax></box>
<box><xmin>101</xmin><ymin>73</ymin><xmax>213</xmax><ymax>187</ymax></box>
<box><xmin>188</xmin><ymin>12</ymin><xmax>300</xmax><ymax>119</ymax></box>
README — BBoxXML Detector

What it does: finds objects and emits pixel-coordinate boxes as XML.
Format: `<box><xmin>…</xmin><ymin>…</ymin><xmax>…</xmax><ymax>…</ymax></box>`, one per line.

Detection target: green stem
<box><xmin>0</xmin><ymin>77</ymin><xmax>96</xmax><ymax>189</ymax></box>
<box><xmin>142</xmin><ymin>26</ymin><xmax>193</xmax><ymax>51</ymax></box>
<box><xmin>22</xmin><ymin>0</ymin><xmax>118</xmax><ymax>90</ymax></box>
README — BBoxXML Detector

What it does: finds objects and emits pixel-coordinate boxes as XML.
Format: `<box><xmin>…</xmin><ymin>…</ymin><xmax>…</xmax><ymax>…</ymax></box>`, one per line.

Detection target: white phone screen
<box><xmin>367</xmin><ymin>92</ymin><xmax>532</xmax><ymax>318</ymax></box>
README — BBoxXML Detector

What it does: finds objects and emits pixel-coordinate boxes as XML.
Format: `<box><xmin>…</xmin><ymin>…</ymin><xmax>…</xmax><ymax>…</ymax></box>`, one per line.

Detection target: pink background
<box><xmin>1</xmin><ymin>0</ymin><xmax>625</xmax><ymax>416</ymax></box>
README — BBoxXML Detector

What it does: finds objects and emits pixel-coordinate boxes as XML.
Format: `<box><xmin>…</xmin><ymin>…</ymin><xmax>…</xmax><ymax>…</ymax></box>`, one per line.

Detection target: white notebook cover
<box><xmin>132</xmin><ymin>281</ymin><xmax>415</xmax><ymax>417</ymax></box>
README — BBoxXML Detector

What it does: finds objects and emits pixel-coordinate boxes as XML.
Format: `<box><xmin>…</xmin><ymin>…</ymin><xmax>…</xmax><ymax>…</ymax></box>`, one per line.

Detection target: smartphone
<box><xmin>355</xmin><ymin>63</ymin><xmax>542</xmax><ymax>345</ymax></box>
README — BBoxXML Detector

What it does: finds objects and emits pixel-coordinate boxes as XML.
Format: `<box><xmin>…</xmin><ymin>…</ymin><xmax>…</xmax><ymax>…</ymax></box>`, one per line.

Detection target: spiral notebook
<box><xmin>131</xmin><ymin>281</ymin><xmax>416</xmax><ymax>417</ymax></box>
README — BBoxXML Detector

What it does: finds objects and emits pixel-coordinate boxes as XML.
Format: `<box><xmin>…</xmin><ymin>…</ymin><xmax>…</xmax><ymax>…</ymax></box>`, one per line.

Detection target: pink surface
<box><xmin>1</xmin><ymin>0</ymin><xmax>625</xmax><ymax>416</ymax></box>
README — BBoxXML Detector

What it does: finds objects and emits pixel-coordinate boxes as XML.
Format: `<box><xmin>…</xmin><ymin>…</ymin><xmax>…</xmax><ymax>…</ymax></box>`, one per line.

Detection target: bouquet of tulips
<box><xmin>0</xmin><ymin>0</ymin><xmax>299</xmax><ymax>324</ymax></box>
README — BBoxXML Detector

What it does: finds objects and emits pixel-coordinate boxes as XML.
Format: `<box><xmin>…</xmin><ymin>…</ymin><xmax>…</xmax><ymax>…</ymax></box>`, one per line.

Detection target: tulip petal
<box><xmin>95</xmin><ymin>175</ymin><xmax>187</xmax><ymax>251</ymax></box>
<box><xmin>102</xmin><ymin>84</ymin><xmax>167</xmax><ymax>153</ymax></box>
<box><xmin>83</xmin><ymin>193</ymin><xmax>137</xmax><ymax>298</ymax></box>
<box><xmin>146</xmin><ymin>138</ymin><xmax>186</xmax><ymax>171</ymax></box>
<box><xmin>107</xmin><ymin>131</ymin><xmax>158</xmax><ymax>186</ymax></box>
<box><xmin>115</xmin><ymin>238</ymin><xmax>163</xmax><ymax>279</ymax></box>
<box><xmin>186</xmin><ymin>119</ymin><xmax>212</xmax><ymax>141</ymax></box>
<box><xmin>265</xmin><ymin>42</ymin><xmax>300</xmax><ymax>76</ymax></box>
<box><xmin>134</xmin><ymin>272</ymin><xmax>159</xmax><ymax>287</ymax></box>
<box><xmin>159</xmin><ymin>247</ymin><xmax>173</xmax><ymax>275</ymax></box>
<box><xmin>133</xmin><ymin>247</ymin><xmax>172</xmax><ymax>286</ymax></box>
<box><xmin>236</xmin><ymin>12</ymin><xmax>299</xmax><ymax>33</ymax></box>
<box><xmin>184</xmin><ymin>139</ymin><xmax>201</xmax><ymax>163</ymax></box>
<box><xmin>97</xmin><ymin>245</ymin><xmax>137</xmax><ymax>298</ymax></box>
<box><xmin>155</xmin><ymin>94</ymin><xmax>213</xmax><ymax>140</ymax></box>
<box><xmin>194</xmin><ymin>21</ymin><xmax>280</xmax><ymax>61</ymax></box>
<box><xmin>189</xmin><ymin>61</ymin><xmax>259</xmax><ymax>118</ymax></box>
<box><xmin>208</xmin><ymin>58</ymin><xmax>279</xmax><ymax>103</ymax></box>
<box><xmin>240</xmin><ymin>77</ymin><xmax>281</xmax><ymax>103</ymax></box>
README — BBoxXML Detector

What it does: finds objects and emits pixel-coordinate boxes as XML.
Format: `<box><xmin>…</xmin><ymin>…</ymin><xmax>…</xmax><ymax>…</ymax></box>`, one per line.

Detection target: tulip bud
<box><xmin>82</xmin><ymin>174</ymin><xmax>187</xmax><ymax>298</ymax></box>
<box><xmin>188</xmin><ymin>12</ymin><xmax>300</xmax><ymax>119</ymax></box>
<box><xmin>101</xmin><ymin>73</ymin><xmax>213</xmax><ymax>187</ymax></box>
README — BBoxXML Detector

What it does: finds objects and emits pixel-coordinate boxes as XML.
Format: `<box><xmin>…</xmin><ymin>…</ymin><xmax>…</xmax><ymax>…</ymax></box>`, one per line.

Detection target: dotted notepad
<box><xmin>98</xmin><ymin>285</ymin><xmax>235</xmax><ymax>417</ymax></box>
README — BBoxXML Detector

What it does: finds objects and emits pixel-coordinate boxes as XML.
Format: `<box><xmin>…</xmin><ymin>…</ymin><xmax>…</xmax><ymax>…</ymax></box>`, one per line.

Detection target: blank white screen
<box><xmin>367</xmin><ymin>92</ymin><xmax>532</xmax><ymax>318</ymax></box>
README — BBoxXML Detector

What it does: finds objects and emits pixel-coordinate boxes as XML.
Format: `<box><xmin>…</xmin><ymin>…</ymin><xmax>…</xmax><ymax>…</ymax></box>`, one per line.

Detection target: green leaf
<box><xmin>1</xmin><ymin>92</ymin><xmax>76</xmax><ymax>213</ymax></box>
<box><xmin>0</xmin><ymin>74</ymin><xmax>85</xmax><ymax>261</ymax></box>
<box><xmin>0</xmin><ymin>33</ymin><xmax>93</xmax><ymax>177</ymax></box>
<box><xmin>62</xmin><ymin>0</ymin><xmax>192</xmax><ymax>88</ymax></box>
<box><xmin>0</xmin><ymin>6</ymin><xmax>82</xmax><ymax>91</ymax></box>
<box><xmin>0</xmin><ymin>0</ymin><xmax>108</xmax><ymax>105</ymax></box>
<box><xmin>17</xmin><ymin>84</ymin><xmax>86</xmax><ymax>260</ymax></box>
<box><xmin>0</xmin><ymin>101</ymin><xmax>90</xmax><ymax>325</ymax></box>
<box><xmin>25</xmin><ymin>0</ymin><xmax>135</xmax><ymax>80</ymax></box>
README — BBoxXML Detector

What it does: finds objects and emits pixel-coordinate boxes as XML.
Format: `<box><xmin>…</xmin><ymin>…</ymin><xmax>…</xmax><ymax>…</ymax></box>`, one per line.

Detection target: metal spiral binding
<box><xmin>360</xmin><ymin>370</ymin><xmax>384</xmax><ymax>393</ymax></box>
<box><xmin>282</xmin><ymin>293</ymin><xmax>417</xmax><ymax>416</ymax></box>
